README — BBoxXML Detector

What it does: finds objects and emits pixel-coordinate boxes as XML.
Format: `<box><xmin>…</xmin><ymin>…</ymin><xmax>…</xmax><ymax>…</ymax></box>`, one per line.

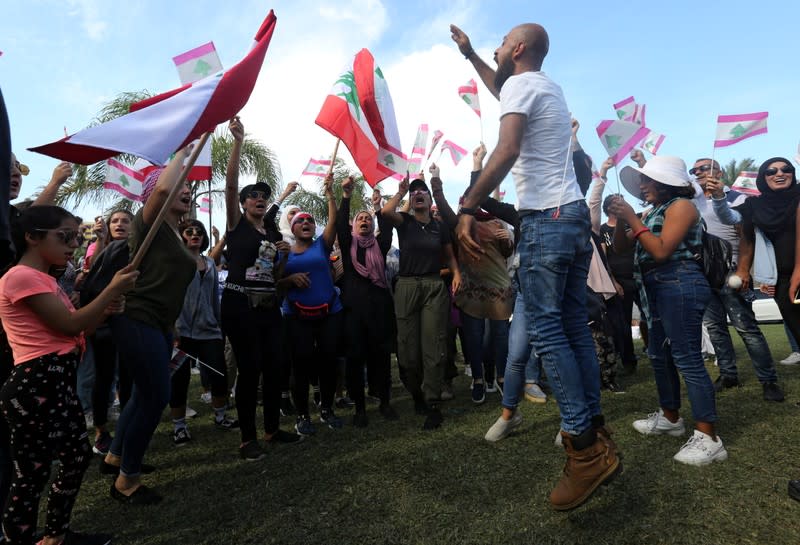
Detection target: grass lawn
<box><xmin>68</xmin><ymin>324</ymin><xmax>799</xmax><ymax>545</ymax></box>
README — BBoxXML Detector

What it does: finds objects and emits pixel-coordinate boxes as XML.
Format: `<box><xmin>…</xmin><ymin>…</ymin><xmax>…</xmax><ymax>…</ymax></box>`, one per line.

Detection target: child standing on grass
<box><xmin>0</xmin><ymin>205</ymin><xmax>138</xmax><ymax>545</ymax></box>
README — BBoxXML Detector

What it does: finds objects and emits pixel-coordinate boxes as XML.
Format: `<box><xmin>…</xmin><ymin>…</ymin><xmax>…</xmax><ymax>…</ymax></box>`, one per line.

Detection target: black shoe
<box><xmin>714</xmin><ymin>375</ymin><xmax>741</xmax><ymax>393</ymax></box>
<box><xmin>265</xmin><ymin>429</ymin><xmax>305</xmax><ymax>445</ymax></box>
<box><xmin>110</xmin><ymin>483</ymin><xmax>162</xmax><ymax>505</ymax></box>
<box><xmin>763</xmin><ymin>382</ymin><xmax>785</xmax><ymax>402</ymax></box>
<box><xmin>352</xmin><ymin>412</ymin><xmax>368</xmax><ymax>428</ymax></box>
<box><xmin>378</xmin><ymin>403</ymin><xmax>399</xmax><ymax>421</ymax></box>
<box><xmin>239</xmin><ymin>440</ymin><xmax>266</xmax><ymax>461</ymax></box>
<box><xmin>280</xmin><ymin>395</ymin><xmax>296</xmax><ymax>417</ymax></box>
<box><xmin>603</xmin><ymin>381</ymin><xmax>626</xmax><ymax>394</ymax></box>
<box><xmin>789</xmin><ymin>480</ymin><xmax>800</xmax><ymax>502</ymax></box>
<box><xmin>63</xmin><ymin>530</ymin><xmax>113</xmax><ymax>545</ymax></box>
<box><xmin>423</xmin><ymin>406</ymin><xmax>443</xmax><ymax>430</ymax></box>
<box><xmin>336</xmin><ymin>396</ymin><xmax>355</xmax><ymax>409</ymax></box>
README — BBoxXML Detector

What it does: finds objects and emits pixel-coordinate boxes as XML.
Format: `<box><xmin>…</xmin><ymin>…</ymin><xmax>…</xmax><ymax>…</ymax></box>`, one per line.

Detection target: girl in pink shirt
<box><xmin>0</xmin><ymin>205</ymin><xmax>137</xmax><ymax>545</ymax></box>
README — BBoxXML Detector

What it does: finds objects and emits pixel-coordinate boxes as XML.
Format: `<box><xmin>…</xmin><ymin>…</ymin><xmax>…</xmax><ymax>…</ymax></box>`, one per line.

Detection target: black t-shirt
<box><xmin>600</xmin><ymin>223</ymin><xmax>634</xmax><ymax>281</ymax></box>
<box><xmin>396</xmin><ymin>212</ymin><xmax>450</xmax><ymax>276</ymax></box>
<box><xmin>225</xmin><ymin>216</ymin><xmax>282</xmax><ymax>288</ymax></box>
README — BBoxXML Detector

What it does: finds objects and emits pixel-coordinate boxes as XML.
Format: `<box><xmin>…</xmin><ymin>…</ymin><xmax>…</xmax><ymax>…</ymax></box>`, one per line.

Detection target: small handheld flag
<box><xmin>301</xmin><ymin>158</ymin><xmax>332</xmax><ymax>178</ymax></box>
<box><xmin>439</xmin><ymin>140</ymin><xmax>468</xmax><ymax>166</ymax></box>
<box><xmin>173</xmin><ymin>42</ymin><xmax>224</xmax><ymax>85</ymax></box>
<box><xmin>714</xmin><ymin>112</ymin><xmax>768</xmax><ymax>148</ymax></box>
<box><xmin>104</xmin><ymin>158</ymin><xmax>145</xmax><ymax>202</ymax></box>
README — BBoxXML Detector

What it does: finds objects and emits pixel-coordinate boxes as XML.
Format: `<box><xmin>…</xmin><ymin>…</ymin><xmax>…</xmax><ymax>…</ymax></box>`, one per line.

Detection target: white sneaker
<box><xmin>484</xmin><ymin>410</ymin><xmax>523</xmax><ymax>442</ymax></box>
<box><xmin>554</xmin><ymin>429</ymin><xmax>563</xmax><ymax>448</ymax></box>
<box><xmin>485</xmin><ymin>380</ymin><xmax>497</xmax><ymax>393</ymax></box>
<box><xmin>200</xmin><ymin>391</ymin><xmax>212</xmax><ymax>404</ymax></box>
<box><xmin>673</xmin><ymin>430</ymin><xmax>728</xmax><ymax>466</ymax></box>
<box><xmin>632</xmin><ymin>409</ymin><xmax>685</xmax><ymax>436</ymax></box>
<box><xmin>780</xmin><ymin>352</ymin><xmax>800</xmax><ymax>365</ymax></box>
<box><xmin>185</xmin><ymin>406</ymin><xmax>198</xmax><ymax>418</ymax></box>
<box><xmin>524</xmin><ymin>383</ymin><xmax>547</xmax><ymax>403</ymax></box>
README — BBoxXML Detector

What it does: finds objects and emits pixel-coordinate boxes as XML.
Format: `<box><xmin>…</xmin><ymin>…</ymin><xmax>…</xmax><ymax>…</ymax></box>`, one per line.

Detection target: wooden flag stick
<box><xmin>130</xmin><ymin>132</ymin><xmax>211</xmax><ymax>270</ymax></box>
<box><xmin>613</xmin><ymin>164</ymin><xmax>622</xmax><ymax>195</ymax></box>
<box><xmin>327</xmin><ymin>139</ymin><xmax>341</xmax><ymax>177</ymax></box>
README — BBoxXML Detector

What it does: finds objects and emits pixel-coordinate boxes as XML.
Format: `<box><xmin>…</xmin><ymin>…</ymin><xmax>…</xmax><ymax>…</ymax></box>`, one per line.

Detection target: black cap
<box><xmin>408</xmin><ymin>178</ymin><xmax>429</xmax><ymax>193</ymax></box>
<box><xmin>239</xmin><ymin>182</ymin><xmax>272</xmax><ymax>204</ymax></box>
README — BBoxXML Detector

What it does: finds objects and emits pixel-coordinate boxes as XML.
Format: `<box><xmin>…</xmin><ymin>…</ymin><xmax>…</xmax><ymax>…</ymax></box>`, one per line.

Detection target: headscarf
<box><xmin>279</xmin><ymin>205</ymin><xmax>300</xmax><ymax>243</ymax></box>
<box><xmin>738</xmin><ymin>157</ymin><xmax>800</xmax><ymax>238</ymax></box>
<box><xmin>350</xmin><ymin>211</ymin><xmax>387</xmax><ymax>289</ymax></box>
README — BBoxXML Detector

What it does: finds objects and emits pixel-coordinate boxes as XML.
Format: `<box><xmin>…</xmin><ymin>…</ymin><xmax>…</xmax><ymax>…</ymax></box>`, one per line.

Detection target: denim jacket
<box><xmin>176</xmin><ymin>256</ymin><xmax>222</xmax><ymax>340</ymax></box>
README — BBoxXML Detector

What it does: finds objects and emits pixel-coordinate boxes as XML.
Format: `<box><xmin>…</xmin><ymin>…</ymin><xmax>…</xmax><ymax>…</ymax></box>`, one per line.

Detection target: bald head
<box><xmin>512</xmin><ymin>23</ymin><xmax>549</xmax><ymax>66</ymax></box>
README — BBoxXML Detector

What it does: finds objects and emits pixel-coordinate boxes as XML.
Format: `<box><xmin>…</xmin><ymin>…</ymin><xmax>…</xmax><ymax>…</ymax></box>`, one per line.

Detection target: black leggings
<box><xmin>170</xmin><ymin>337</ymin><xmax>227</xmax><ymax>408</ymax></box>
<box><xmin>289</xmin><ymin>312</ymin><xmax>343</xmax><ymax>416</ymax></box>
<box><xmin>0</xmin><ymin>352</ymin><xmax>92</xmax><ymax>544</ymax></box>
<box><xmin>777</xmin><ymin>275</ymin><xmax>800</xmax><ymax>346</ymax></box>
<box><xmin>90</xmin><ymin>328</ymin><xmax>131</xmax><ymax>428</ymax></box>
<box><xmin>345</xmin><ymin>297</ymin><xmax>393</xmax><ymax>413</ymax></box>
<box><xmin>222</xmin><ymin>292</ymin><xmax>283</xmax><ymax>443</ymax></box>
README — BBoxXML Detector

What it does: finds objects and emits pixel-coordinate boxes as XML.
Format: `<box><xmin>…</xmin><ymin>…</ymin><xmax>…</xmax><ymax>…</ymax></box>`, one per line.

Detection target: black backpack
<box><xmin>693</xmin><ymin>223</ymin><xmax>733</xmax><ymax>290</ymax></box>
<box><xmin>79</xmin><ymin>239</ymin><xmax>130</xmax><ymax>307</ymax></box>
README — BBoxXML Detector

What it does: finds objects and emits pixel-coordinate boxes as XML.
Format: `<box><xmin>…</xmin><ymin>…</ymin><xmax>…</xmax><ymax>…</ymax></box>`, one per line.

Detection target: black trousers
<box><xmin>170</xmin><ymin>337</ymin><xmax>227</xmax><ymax>408</ymax></box>
<box><xmin>288</xmin><ymin>312</ymin><xmax>343</xmax><ymax>416</ymax></box>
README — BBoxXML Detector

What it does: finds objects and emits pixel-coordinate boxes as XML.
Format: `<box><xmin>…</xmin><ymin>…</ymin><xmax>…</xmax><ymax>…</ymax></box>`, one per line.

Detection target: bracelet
<box><xmin>464</xmin><ymin>48</ymin><xmax>474</xmax><ymax>60</ymax></box>
<box><xmin>632</xmin><ymin>226</ymin><xmax>650</xmax><ymax>239</ymax></box>
<box><xmin>459</xmin><ymin>206</ymin><xmax>478</xmax><ymax>216</ymax></box>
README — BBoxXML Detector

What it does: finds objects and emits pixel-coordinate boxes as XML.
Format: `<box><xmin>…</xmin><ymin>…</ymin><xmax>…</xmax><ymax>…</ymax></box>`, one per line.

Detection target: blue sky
<box><xmin>2</xmin><ymin>0</ymin><xmax>798</xmax><ymax>222</ymax></box>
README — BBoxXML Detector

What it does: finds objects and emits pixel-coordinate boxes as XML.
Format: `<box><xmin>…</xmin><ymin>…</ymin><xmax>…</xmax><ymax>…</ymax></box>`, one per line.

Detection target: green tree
<box><xmin>721</xmin><ymin>157</ymin><xmax>756</xmax><ymax>186</ymax></box>
<box><xmin>55</xmin><ymin>91</ymin><xmax>281</xmax><ymax>216</ymax></box>
<box><xmin>284</xmin><ymin>159</ymin><xmax>378</xmax><ymax>226</ymax></box>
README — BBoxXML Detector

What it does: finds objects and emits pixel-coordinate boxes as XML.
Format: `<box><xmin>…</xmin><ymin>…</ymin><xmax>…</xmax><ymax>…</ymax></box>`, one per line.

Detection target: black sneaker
<box><xmin>265</xmin><ymin>429</ymin><xmax>305</xmax><ymax>445</ymax></box>
<box><xmin>378</xmin><ymin>403</ymin><xmax>399</xmax><ymax>421</ymax></box>
<box><xmin>423</xmin><ymin>406</ymin><xmax>443</xmax><ymax>430</ymax></box>
<box><xmin>280</xmin><ymin>396</ymin><xmax>296</xmax><ymax>417</ymax></box>
<box><xmin>295</xmin><ymin>415</ymin><xmax>317</xmax><ymax>436</ymax></box>
<box><xmin>63</xmin><ymin>530</ymin><xmax>113</xmax><ymax>545</ymax></box>
<box><xmin>172</xmin><ymin>427</ymin><xmax>191</xmax><ymax>446</ymax></box>
<box><xmin>214</xmin><ymin>415</ymin><xmax>240</xmax><ymax>430</ymax></box>
<box><xmin>336</xmin><ymin>396</ymin><xmax>355</xmax><ymax>409</ymax></box>
<box><xmin>713</xmin><ymin>375</ymin><xmax>741</xmax><ymax>393</ymax></box>
<box><xmin>239</xmin><ymin>440</ymin><xmax>266</xmax><ymax>461</ymax></box>
<box><xmin>789</xmin><ymin>480</ymin><xmax>800</xmax><ymax>502</ymax></box>
<box><xmin>763</xmin><ymin>382</ymin><xmax>785</xmax><ymax>402</ymax></box>
<box><xmin>319</xmin><ymin>408</ymin><xmax>343</xmax><ymax>429</ymax></box>
<box><xmin>352</xmin><ymin>412</ymin><xmax>368</xmax><ymax>428</ymax></box>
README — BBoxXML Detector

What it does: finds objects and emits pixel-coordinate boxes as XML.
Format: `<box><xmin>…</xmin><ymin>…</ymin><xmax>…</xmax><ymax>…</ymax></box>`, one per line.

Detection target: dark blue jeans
<box><xmin>109</xmin><ymin>316</ymin><xmax>172</xmax><ymax>477</ymax></box>
<box><xmin>643</xmin><ymin>260</ymin><xmax>716</xmax><ymax>423</ymax></box>
<box><xmin>517</xmin><ymin>200</ymin><xmax>600</xmax><ymax>435</ymax></box>
<box><xmin>460</xmin><ymin>313</ymin><xmax>509</xmax><ymax>382</ymax></box>
<box><xmin>703</xmin><ymin>285</ymin><xmax>776</xmax><ymax>383</ymax></box>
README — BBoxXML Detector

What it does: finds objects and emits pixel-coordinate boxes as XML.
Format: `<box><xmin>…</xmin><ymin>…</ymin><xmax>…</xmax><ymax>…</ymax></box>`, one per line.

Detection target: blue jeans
<box><xmin>644</xmin><ymin>260</ymin><xmax>716</xmax><ymax>423</ymax></box>
<box><xmin>785</xmin><ymin>323</ymin><xmax>800</xmax><ymax>353</ymax></box>
<box><xmin>703</xmin><ymin>285</ymin><xmax>777</xmax><ymax>383</ymax></box>
<box><xmin>501</xmin><ymin>289</ymin><xmax>545</xmax><ymax>409</ymax></box>
<box><xmin>109</xmin><ymin>316</ymin><xmax>172</xmax><ymax>477</ymax></box>
<box><xmin>461</xmin><ymin>313</ymin><xmax>509</xmax><ymax>382</ymax></box>
<box><xmin>517</xmin><ymin>200</ymin><xmax>600</xmax><ymax>435</ymax></box>
<box><xmin>76</xmin><ymin>341</ymin><xmax>95</xmax><ymax>413</ymax></box>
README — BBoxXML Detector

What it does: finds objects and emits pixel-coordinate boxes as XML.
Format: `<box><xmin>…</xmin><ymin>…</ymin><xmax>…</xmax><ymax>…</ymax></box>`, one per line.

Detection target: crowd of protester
<box><xmin>0</xmin><ymin>21</ymin><xmax>799</xmax><ymax>545</ymax></box>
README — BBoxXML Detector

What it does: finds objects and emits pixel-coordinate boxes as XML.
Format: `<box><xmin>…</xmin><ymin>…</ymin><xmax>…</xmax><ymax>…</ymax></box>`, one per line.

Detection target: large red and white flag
<box><xmin>458</xmin><ymin>79</ymin><xmax>481</xmax><ymax>117</ymax></box>
<box><xmin>104</xmin><ymin>158</ymin><xmax>145</xmax><ymax>202</ymax></box>
<box><xmin>714</xmin><ymin>112</ymin><xmax>768</xmax><ymax>148</ymax></box>
<box><xmin>173</xmin><ymin>42</ymin><xmax>224</xmax><ymax>85</ymax></box>
<box><xmin>315</xmin><ymin>48</ymin><xmax>408</xmax><ymax>186</ymax></box>
<box><xmin>132</xmin><ymin>141</ymin><xmax>212</xmax><ymax>182</ymax></box>
<box><xmin>596</xmin><ymin>120</ymin><xmax>650</xmax><ymax>164</ymax></box>
<box><xmin>301</xmin><ymin>158</ymin><xmax>332</xmax><ymax>178</ymax></box>
<box><xmin>29</xmin><ymin>10</ymin><xmax>277</xmax><ymax>166</ymax></box>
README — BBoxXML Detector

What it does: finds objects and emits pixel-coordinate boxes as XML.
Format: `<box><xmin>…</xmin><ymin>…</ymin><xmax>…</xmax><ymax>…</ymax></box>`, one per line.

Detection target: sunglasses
<box><xmin>35</xmin><ymin>229</ymin><xmax>79</xmax><ymax>245</ymax></box>
<box><xmin>183</xmin><ymin>227</ymin><xmax>203</xmax><ymax>236</ymax></box>
<box><xmin>764</xmin><ymin>166</ymin><xmax>794</xmax><ymax>176</ymax></box>
<box><xmin>409</xmin><ymin>188</ymin><xmax>429</xmax><ymax>196</ymax></box>
<box><xmin>689</xmin><ymin>164</ymin><xmax>720</xmax><ymax>176</ymax></box>
<box><xmin>294</xmin><ymin>216</ymin><xmax>315</xmax><ymax>225</ymax></box>
<box><xmin>247</xmin><ymin>190</ymin><xmax>268</xmax><ymax>200</ymax></box>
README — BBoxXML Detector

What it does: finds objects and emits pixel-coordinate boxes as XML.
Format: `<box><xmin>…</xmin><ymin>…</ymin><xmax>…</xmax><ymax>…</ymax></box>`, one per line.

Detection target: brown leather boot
<box><xmin>550</xmin><ymin>427</ymin><xmax>621</xmax><ymax>511</ymax></box>
<box><xmin>592</xmin><ymin>414</ymin><xmax>622</xmax><ymax>459</ymax></box>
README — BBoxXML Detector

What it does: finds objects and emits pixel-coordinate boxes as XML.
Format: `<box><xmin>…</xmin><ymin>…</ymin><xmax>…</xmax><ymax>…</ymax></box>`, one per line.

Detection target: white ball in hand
<box><xmin>727</xmin><ymin>274</ymin><xmax>743</xmax><ymax>289</ymax></box>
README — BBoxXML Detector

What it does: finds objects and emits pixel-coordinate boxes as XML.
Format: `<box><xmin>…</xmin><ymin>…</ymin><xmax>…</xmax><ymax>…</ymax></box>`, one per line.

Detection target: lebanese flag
<box><xmin>29</xmin><ymin>10</ymin><xmax>277</xmax><ymax>166</ymax></box>
<box><xmin>459</xmin><ymin>79</ymin><xmax>481</xmax><ymax>117</ymax></box>
<box><xmin>714</xmin><ymin>112</ymin><xmax>768</xmax><ymax>148</ymax></box>
<box><xmin>315</xmin><ymin>48</ymin><xmax>408</xmax><ymax>186</ymax></box>
<box><xmin>301</xmin><ymin>158</ymin><xmax>332</xmax><ymax>178</ymax></box>
<box><xmin>440</xmin><ymin>140</ymin><xmax>468</xmax><ymax>166</ymax></box>
<box><xmin>731</xmin><ymin>171</ymin><xmax>760</xmax><ymax>196</ymax></box>
<box><xmin>411</xmin><ymin>123</ymin><xmax>428</xmax><ymax>158</ymax></box>
<box><xmin>104</xmin><ymin>158</ymin><xmax>145</xmax><ymax>202</ymax></box>
<box><xmin>596</xmin><ymin>120</ymin><xmax>650</xmax><ymax>164</ymax></box>
<box><xmin>198</xmin><ymin>196</ymin><xmax>212</xmax><ymax>213</ymax></box>
<box><xmin>426</xmin><ymin>129</ymin><xmax>444</xmax><ymax>161</ymax></box>
<box><xmin>641</xmin><ymin>131</ymin><xmax>665</xmax><ymax>155</ymax></box>
<box><xmin>173</xmin><ymin>41</ymin><xmax>224</xmax><ymax>85</ymax></box>
<box><xmin>613</xmin><ymin>96</ymin><xmax>637</xmax><ymax>121</ymax></box>
<box><xmin>632</xmin><ymin>103</ymin><xmax>646</xmax><ymax>126</ymax></box>
<box><xmin>133</xmin><ymin>137</ymin><xmax>212</xmax><ymax>181</ymax></box>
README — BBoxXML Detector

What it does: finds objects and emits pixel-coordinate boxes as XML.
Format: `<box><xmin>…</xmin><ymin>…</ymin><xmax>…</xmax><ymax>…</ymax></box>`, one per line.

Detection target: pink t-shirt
<box><xmin>0</xmin><ymin>265</ymin><xmax>84</xmax><ymax>364</ymax></box>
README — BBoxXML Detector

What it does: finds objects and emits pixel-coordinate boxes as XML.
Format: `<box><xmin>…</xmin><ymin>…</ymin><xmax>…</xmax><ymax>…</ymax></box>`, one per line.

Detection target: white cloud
<box><xmin>66</xmin><ymin>0</ymin><xmax>108</xmax><ymax>41</ymax></box>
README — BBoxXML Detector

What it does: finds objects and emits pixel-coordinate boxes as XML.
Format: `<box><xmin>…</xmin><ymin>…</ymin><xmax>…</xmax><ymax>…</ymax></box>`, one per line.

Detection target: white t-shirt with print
<box><xmin>499</xmin><ymin>71</ymin><xmax>583</xmax><ymax>211</ymax></box>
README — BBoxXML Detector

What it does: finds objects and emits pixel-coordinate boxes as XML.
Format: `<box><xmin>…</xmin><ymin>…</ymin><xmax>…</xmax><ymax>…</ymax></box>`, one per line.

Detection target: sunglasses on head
<box><xmin>689</xmin><ymin>164</ymin><xmax>720</xmax><ymax>176</ymax></box>
<box><xmin>35</xmin><ymin>228</ymin><xmax>79</xmax><ymax>245</ymax></box>
<box><xmin>247</xmin><ymin>190</ymin><xmax>268</xmax><ymax>200</ymax></box>
<box><xmin>183</xmin><ymin>227</ymin><xmax>203</xmax><ymax>236</ymax></box>
<box><xmin>764</xmin><ymin>166</ymin><xmax>794</xmax><ymax>176</ymax></box>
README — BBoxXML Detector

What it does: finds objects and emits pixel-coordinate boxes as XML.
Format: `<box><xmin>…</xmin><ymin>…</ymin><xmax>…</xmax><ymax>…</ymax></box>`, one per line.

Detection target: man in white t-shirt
<box><xmin>451</xmin><ymin>23</ymin><xmax>620</xmax><ymax>511</ymax></box>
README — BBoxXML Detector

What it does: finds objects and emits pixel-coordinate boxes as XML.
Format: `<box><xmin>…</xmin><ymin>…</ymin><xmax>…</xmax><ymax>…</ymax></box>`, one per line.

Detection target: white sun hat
<box><xmin>619</xmin><ymin>156</ymin><xmax>691</xmax><ymax>198</ymax></box>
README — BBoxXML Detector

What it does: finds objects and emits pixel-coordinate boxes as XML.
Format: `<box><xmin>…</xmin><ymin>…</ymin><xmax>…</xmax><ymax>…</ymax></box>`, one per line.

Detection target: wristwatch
<box><xmin>459</xmin><ymin>206</ymin><xmax>478</xmax><ymax>216</ymax></box>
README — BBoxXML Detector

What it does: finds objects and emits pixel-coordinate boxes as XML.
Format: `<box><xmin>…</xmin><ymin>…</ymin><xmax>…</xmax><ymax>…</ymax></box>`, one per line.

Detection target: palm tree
<box><xmin>55</xmin><ymin>91</ymin><xmax>281</xmax><ymax>215</ymax></box>
<box><xmin>721</xmin><ymin>157</ymin><xmax>756</xmax><ymax>186</ymax></box>
<box><xmin>284</xmin><ymin>159</ymin><xmax>378</xmax><ymax>225</ymax></box>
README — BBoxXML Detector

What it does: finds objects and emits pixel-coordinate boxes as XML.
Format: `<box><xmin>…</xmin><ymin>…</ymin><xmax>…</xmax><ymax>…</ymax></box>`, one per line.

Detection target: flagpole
<box><xmin>207</xmin><ymin>186</ymin><xmax>212</xmax><ymax>243</ymax></box>
<box><xmin>130</xmin><ymin>132</ymin><xmax>210</xmax><ymax>270</ymax></box>
<box><xmin>327</xmin><ymin>139</ymin><xmax>340</xmax><ymax>177</ymax></box>
<box><xmin>613</xmin><ymin>165</ymin><xmax>622</xmax><ymax>195</ymax></box>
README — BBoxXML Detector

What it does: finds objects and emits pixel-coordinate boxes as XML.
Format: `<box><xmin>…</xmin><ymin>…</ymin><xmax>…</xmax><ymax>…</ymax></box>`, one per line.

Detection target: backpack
<box><xmin>693</xmin><ymin>223</ymin><xmax>733</xmax><ymax>290</ymax></box>
<box><xmin>79</xmin><ymin>239</ymin><xmax>130</xmax><ymax>307</ymax></box>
